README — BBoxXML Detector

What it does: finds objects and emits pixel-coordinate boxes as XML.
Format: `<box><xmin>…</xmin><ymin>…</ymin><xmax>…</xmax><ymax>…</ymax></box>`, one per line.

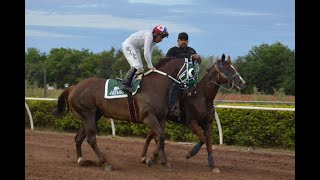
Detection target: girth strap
<box><xmin>126</xmin><ymin>92</ymin><xmax>139</xmax><ymax>123</ymax></box>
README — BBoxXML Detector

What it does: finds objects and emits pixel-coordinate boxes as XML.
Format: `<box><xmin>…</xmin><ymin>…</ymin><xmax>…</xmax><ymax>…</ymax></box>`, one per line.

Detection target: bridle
<box><xmin>210</xmin><ymin>63</ymin><xmax>235</xmax><ymax>91</ymax></box>
<box><xmin>208</xmin><ymin>63</ymin><xmax>239</xmax><ymax>106</ymax></box>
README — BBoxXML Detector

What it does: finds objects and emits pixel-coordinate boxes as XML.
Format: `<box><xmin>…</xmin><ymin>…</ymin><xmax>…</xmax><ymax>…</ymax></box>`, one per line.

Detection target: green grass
<box><xmin>25</xmin><ymin>81</ymin><xmax>63</xmax><ymax>98</ymax></box>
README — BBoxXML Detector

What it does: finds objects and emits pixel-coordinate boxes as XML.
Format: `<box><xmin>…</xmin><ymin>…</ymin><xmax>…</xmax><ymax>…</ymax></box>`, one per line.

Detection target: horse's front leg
<box><xmin>204</xmin><ymin>121</ymin><xmax>220</xmax><ymax>173</ymax></box>
<box><xmin>186</xmin><ymin>121</ymin><xmax>205</xmax><ymax>159</ymax></box>
<box><xmin>146</xmin><ymin>119</ymin><xmax>170</xmax><ymax>169</ymax></box>
<box><xmin>142</xmin><ymin>113</ymin><xmax>171</xmax><ymax>170</ymax></box>
<box><xmin>141</xmin><ymin>130</ymin><xmax>157</xmax><ymax>164</ymax></box>
<box><xmin>157</xmin><ymin>119</ymin><xmax>171</xmax><ymax>169</ymax></box>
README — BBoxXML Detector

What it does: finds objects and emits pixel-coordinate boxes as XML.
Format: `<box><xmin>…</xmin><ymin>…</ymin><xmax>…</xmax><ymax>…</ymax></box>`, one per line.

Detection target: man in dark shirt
<box><xmin>166</xmin><ymin>32</ymin><xmax>202</xmax><ymax>119</ymax></box>
<box><xmin>166</xmin><ymin>32</ymin><xmax>202</xmax><ymax>63</ymax></box>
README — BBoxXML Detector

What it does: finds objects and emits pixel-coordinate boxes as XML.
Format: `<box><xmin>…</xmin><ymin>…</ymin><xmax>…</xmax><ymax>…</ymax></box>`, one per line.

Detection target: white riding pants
<box><xmin>122</xmin><ymin>42</ymin><xmax>143</xmax><ymax>70</ymax></box>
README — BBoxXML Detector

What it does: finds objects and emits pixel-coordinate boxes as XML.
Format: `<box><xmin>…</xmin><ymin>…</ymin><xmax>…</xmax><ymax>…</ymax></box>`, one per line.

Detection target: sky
<box><xmin>25</xmin><ymin>0</ymin><xmax>295</xmax><ymax>58</ymax></box>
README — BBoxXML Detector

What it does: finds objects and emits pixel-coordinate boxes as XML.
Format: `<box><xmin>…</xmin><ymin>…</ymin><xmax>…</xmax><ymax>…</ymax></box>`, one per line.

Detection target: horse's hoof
<box><xmin>77</xmin><ymin>157</ymin><xmax>83</xmax><ymax>164</ymax></box>
<box><xmin>162</xmin><ymin>163</ymin><xmax>172</xmax><ymax>171</ymax></box>
<box><xmin>185</xmin><ymin>152</ymin><xmax>192</xmax><ymax>159</ymax></box>
<box><xmin>153</xmin><ymin>157</ymin><xmax>159</xmax><ymax>164</ymax></box>
<box><xmin>211</xmin><ymin>167</ymin><xmax>220</xmax><ymax>173</ymax></box>
<box><xmin>146</xmin><ymin>158</ymin><xmax>153</xmax><ymax>167</ymax></box>
<box><xmin>141</xmin><ymin>156</ymin><xmax>147</xmax><ymax>164</ymax></box>
<box><xmin>104</xmin><ymin>165</ymin><xmax>113</xmax><ymax>171</ymax></box>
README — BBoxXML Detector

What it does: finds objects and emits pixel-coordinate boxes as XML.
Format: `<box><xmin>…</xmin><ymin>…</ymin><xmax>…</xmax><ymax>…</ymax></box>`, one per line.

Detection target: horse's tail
<box><xmin>54</xmin><ymin>85</ymin><xmax>74</xmax><ymax>117</ymax></box>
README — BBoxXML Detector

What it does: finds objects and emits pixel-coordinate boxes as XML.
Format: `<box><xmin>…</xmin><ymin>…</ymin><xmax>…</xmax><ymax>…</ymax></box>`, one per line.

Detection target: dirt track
<box><xmin>25</xmin><ymin>129</ymin><xmax>295</xmax><ymax>180</ymax></box>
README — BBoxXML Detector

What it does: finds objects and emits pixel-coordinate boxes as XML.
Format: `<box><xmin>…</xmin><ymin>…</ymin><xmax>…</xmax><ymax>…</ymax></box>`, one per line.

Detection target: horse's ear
<box><xmin>221</xmin><ymin>54</ymin><xmax>225</xmax><ymax>62</ymax></box>
<box><xmin>227</xmin><ymin>55</ymin><xmax>231</xmax><ymax>63</ymax></box>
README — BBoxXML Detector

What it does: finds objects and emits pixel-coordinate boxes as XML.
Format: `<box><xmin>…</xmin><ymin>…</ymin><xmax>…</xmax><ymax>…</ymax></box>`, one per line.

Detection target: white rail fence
<box><xmin>25</xmin><ymin>97</ymin><xmax>295</xmax><ymax>145</ymax></box>
<box><xmin>214</xmin><ymin>100</ymin><xmax>295</xmax><ymax>105</ymax></box>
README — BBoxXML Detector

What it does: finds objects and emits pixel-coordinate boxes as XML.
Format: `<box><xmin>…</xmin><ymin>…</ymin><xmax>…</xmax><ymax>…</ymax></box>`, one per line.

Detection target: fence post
<box><xmin>44</xmin><ymin>68</ymin><xmax>47</xmax><ymax>98</ymax></box>
<box><xmin>214</xmin><ymin>110</ymin><xmax>223</xmax><ymax>145</ymax></box>
<box><xmin>25</xmin><ymin>101</ymin><xmax>34</xmax><ymax>130</ymax></box>
<box><xmin>110</xmin><ymin>119</ymin><xmax>115</xmax><ymax>136</ymax></box>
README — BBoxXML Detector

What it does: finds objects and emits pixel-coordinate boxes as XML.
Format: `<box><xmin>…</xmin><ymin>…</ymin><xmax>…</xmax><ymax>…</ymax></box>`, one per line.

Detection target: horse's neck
<box><xmin>196</xmin><ymin>70</ymin><xmax>220</xmax><ymax>101</ymax></box>
<box><xmin>140</xmin><ymin>59</ymin><xmax>184</xmax><ymax>95</ymax></box>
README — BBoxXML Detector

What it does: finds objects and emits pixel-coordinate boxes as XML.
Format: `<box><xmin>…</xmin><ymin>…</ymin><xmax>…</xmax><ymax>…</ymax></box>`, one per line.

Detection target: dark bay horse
<box><xmin>55</xmin><ymin>58</ymin><xmax>188</xmax><ymax>171</ymax></box>
<box><xmin>140</xmin><ymin>54</ymin><xmax>245</xmax><ymax>173</ymax></box>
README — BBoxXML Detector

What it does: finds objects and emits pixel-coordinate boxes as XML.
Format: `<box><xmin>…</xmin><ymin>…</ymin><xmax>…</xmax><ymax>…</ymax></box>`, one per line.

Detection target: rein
<box><xmin>144</xmin><ymin>69</ymin><xmax>181</xmax><ymax>84</ymax></box>
<box><xmin>210</xmin><ymin>64</ymin><xmax>235</xmax><ymax>91</ymax></box>
<box><xmin>143</xmin><ymin>61</ymin><xmax>235</xmax><ymax>106</ymax></box>
<box><xmin>144</xmin><ymin>58</ymin><xmax>195</xmax><ymax>86</ymax></box>
<box><xmin>190</xmin><ymin>62</ymin><xmax>233</xmax><ymax>106</ymax></box>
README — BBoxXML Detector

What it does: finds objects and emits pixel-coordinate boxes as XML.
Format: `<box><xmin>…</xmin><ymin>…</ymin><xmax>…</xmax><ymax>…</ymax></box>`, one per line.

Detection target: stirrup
<box><xmin>120</xmin><ymin>84</ymin><xmax>131</xmax><ymax>92</ymax></box>
<box><xmin>172</xmin><ymin>110</ymin><xmax>180</xmax><ymax>117</ymax></box>
<box><xmin>169</xmin><ymin>106</ymin><xmax>180</xmax><ymax>117</ymax></box>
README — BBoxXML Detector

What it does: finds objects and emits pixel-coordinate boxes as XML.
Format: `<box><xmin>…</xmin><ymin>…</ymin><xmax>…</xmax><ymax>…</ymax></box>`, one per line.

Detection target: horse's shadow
<box><xmin>78</xmin><ymin>159</ymin><xmax>97</xmax><ymax>167</ymax></box>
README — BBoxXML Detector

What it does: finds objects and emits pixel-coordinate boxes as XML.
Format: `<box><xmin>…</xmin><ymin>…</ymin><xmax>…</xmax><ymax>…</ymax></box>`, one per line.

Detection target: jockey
<box><xmin>120</xmin><ymin>25</ymin><xmax>169</xmax><ymax>92</ymax></box>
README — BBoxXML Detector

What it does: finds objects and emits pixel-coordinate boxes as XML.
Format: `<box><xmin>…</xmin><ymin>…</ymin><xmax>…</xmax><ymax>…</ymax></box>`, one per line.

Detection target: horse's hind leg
<box><xmin>75</xmin><ymin>125</ymin><xmax>86</xmax><ymax>164</ymax></box>
<box><xmin>73</xmin><ymin>109</ymin><xmax>112</xmax><ymax>171</ymax></box>
<box><xmin>83</xmin><ymin>113</ymin><xmax>113</xmax><ymax>171</ymax></box>
<box><xmin>75</xmin><ymin>110</ymin><xmax>103</xmax><ymax>166</ymax></box>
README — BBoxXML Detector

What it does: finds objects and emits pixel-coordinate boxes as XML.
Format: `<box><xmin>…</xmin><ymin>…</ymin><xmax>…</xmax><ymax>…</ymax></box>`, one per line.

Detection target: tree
<box><xmin>25</xmin><ymin>48</ymin><xmax>47</xmax><ymax>87</ymax></box>
<box><xmin>233</xmin><ymin>42</ymin><xmax>295</xmax><ymax>95</ymax></box>
<box><xmin>95</xmin><ymin>48</ymin><xmax>117</xmax><ymax>79</ymax></box>
<box><xmin>111</xmin><ymin>48</ymin><xmax>130</xmax><ymax>78</ymax></box>
<box><xmin>45</xmin><ymin>48</ymin><xmax>92</xmax><ymax>88</ymax></box>
<box><xmin>78</xmin><ymin>47</ymin><xmax>117</xmax><ymax>80</ymax></box>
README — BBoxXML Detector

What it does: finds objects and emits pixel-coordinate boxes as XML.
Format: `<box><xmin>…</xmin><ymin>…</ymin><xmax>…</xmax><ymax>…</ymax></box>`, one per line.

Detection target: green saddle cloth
<box><xmin>104</xmin><ymin>75</ymin><xmax>142</xmax><ymax>99</ymax></box>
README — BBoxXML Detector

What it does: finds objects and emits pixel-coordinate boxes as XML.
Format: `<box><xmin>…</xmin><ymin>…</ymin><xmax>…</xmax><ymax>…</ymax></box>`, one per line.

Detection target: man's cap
<box><xmin>178</xmin><ymin>32</ymin><xmax>188</xmax><ymax>40</ymax></box>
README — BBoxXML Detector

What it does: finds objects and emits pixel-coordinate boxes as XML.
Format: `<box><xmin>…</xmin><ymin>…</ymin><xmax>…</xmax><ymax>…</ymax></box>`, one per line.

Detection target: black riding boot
<box><xmin>120</xmin><ymin>68</ymin><xmax>137</xmax><ymax>92</ymax></box>
<box><xmin>169</xmin><ymin>83</ymin><xmax>180</xmax><ymax>116</ymax></box>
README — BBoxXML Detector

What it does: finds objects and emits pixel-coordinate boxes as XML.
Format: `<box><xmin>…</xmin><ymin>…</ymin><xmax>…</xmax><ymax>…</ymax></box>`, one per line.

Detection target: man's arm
<box><xmin>144</xmin><ymin>35</ymin><xmax>154</xmax><ymax>68</ymax></box>
<box><xmin>192</xmin><ymin>54</ymin><xmax>202</xmax><ymax>64</ymax></box>
<box><xmin>190</xmin><ymin>48</ymin><xmax>202</xmax><ymax>64</ymax></box>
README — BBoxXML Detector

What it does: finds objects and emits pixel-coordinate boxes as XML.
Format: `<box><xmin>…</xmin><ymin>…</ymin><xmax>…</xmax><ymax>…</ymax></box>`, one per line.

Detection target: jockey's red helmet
<box><xmin>152</xmin><ymin>25</ymin><xmax>169</xmax><ymax>38</ymax></box>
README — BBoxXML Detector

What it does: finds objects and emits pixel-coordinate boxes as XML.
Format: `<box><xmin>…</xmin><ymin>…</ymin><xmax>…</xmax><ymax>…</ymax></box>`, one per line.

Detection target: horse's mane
<box><xmin>154</xmin><ymin>57</ymin><xmax>178</xmax><ymax>68</ymax></box>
